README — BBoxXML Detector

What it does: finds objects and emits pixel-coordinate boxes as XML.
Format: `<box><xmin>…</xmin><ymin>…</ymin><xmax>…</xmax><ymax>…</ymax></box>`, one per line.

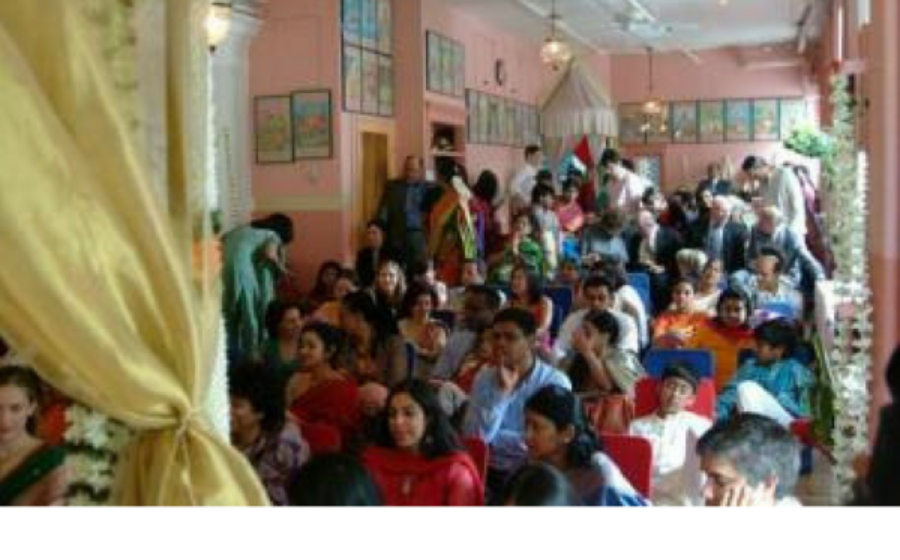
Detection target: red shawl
<box><xmin>290</xmin><ymin>378</ymin><xmax>361</xmax><ymax>453</ymax></box>
<box><xmin>362</xmin><ymin>447</ymin><xmax>484</xmax><ymax>506</ymax></box>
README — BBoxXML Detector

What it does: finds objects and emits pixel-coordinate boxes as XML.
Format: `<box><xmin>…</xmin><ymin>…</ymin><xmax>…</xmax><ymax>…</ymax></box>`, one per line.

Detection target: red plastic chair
<box><xmin>462</xmin><ymin>437</ymin><xmax>489</xmax><ymax>481</ymax></box>
<box><xmin>600</xmin><ymin>433</ymin><xmax>653</xmax><ymax>499</ymax></box>
<box><xmin>633</xmin><ymin>378</ymin><xmax>717</xmax><ymax>421</ymax></box>
<box><xmin>296</xmin><ymin>420</ymin><xmax>342</xmax><ymax>455</ymax></box>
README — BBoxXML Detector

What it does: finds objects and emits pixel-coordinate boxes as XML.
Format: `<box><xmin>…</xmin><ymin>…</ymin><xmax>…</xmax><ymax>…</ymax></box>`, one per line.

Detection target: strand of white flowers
<box><xmin>823</xmin><ymin>75</ymin><xmax>873</xmax><ymax>502</ymax></box>
<box><xmin>63</xmin><ymin>403</ymin><xmax>134</xmax><ymax>505</ymax></box>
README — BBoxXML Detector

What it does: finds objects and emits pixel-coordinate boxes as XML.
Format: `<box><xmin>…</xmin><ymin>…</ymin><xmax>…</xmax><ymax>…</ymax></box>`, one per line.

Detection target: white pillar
<box><xmin>211</xmin><ymin>11</ymin><xmax>262</xmax><ymax>232</ymax></box>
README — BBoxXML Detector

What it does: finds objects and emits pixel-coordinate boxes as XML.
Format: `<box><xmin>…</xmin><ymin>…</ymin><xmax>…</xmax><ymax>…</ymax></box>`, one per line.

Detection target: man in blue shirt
<box><xmin>716</xmin><ymin>318</ymin><xmax>813</xmax><ymax>426</ymax></box>
<box><xmin>464</xmin><ymin>307</ymin><xmax>571</xmax><ymax>499</ymax></box>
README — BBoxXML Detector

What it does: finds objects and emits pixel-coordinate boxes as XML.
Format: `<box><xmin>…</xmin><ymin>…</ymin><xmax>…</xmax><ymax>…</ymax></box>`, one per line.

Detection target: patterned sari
<box><xmin>428</xmin><ymin>185</ymin><xmax>477</xmax><ymax>285</ymax></box>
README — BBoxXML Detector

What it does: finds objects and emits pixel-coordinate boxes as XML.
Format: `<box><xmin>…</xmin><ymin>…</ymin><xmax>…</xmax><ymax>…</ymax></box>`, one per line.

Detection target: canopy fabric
<box><xmin>541</xmin><ymin>59</ymin><xmax>618</xmax><ymax>139</ymax></box>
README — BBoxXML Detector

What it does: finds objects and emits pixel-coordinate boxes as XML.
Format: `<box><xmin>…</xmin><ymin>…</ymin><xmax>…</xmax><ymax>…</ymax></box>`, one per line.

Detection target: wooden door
<box><xmin>359</xmin><ymin>131</ymin><xmax>389</xmax><ymax>250</ymax></box>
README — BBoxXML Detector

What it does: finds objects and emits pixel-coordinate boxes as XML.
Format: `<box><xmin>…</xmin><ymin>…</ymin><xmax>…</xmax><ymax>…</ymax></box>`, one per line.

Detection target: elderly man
<box><xmin>377</xmin><ymin>155</ymin><xmax>440</xmax><ymax>271</ymax></box>
<box><xmin>688</xmin><ymin>195</ymin><xmax>749</xmax><ymax>275</ymax></box>
<box><xmin>696</xmin><ymin>413</ymin><xmax>802</xmax><ymax>506</ymax></box>
<box><xmin>738</xmin><ymin>205</ymin><xmax>825</xmax><ymax>293</ymax></box>
<box><xmin>742</xmin><ymin>156</ymin><xmax>807</xmax><ymax>238</ymax></box>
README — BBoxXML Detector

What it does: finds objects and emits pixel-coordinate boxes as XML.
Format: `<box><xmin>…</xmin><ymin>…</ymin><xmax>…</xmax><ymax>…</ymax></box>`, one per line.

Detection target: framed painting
<box><xmin>341</xmin><ymin>0</ymin><xmax>361</xmax><ymax>45</ymax></box>
<box><xmin>360</xmin><ymin>0</ymin><xmax>378</xmax><ymax>50</ymax></box>
<box><xmin>377</xmin><ymin>0</ymin><xmax>392</xmax><ymax>54</ymax></box>
<box><xmin>505</xmin><ymin>101</ymin><xmax>516</xmax><ymax>146</ymax></box>
<box><xmin>618</xmin><ymin>103</ymin><xmax>646</xmax><ymax>145</ymax></box>
<box><xmin>378</xmin><ymin>55</ymin><xmax>393</xmax><ymax>117</ymax></box>
<box><xmin>254</xmin><ymin>95</ymin><xmax>293</xmax><ymax>164</ymax></box>
<box><xmin>698</xmin><ymin>100</ymin><xmax>725</xmax><ymax>143</ymax></box>
<box><xmin>361</xmin><ymin>49</ymin><xmax>380</xmax><ymax>114</ymax></box>
<box><xmin>453</xmin><ymin>42</ymin><xmax>465</xmax><ymax>98</ymax></box>
<box><xmin>753</xmin><ymin>99</ymin><xmax>780</xmax><ymax>141</ymax></box>
<box><xmin>466</xmin><ymin>90</ymin><xmax>475</xmax><ymax>143</ymax></box>
<box><xmin>290</xmin><ymin>90</ymin><xmax>332</xmax><ymax>160</ymax></box>
<box><xmin>725</xmin><ymin>99</ymin><xmax>752</xmax><ymax>142</ymax></box>
<box><xmin>671</xmin><ymin>101</ymin><xmax>698</xmax><ymax>144</ymax></box>
<box><xmin>478</xmin><ymin>92</ymin><xmax>489</xmax><ymax>143</ymax></box>
<box><xmin>426</xmin><ymin>32</ymin><xmax>441</xmax><ymax>93</ymax></box>
<box><xmin>488</xmin><ymin>96</ymin><xmax>500</xmax><ymax>144</ymax></box>
<box><xmin>496</xmin><ymin>98</ymin><xmax>507</xmax><ymax>145</ymax></box>
<box><xmin>342</xmin><ymin>45</ymin><xmax>362</xmax><ymax>112</ymax></box>
<box><xmin>441</xmin><ymin>37</ymin><xmax>454</xmax><ymax>95</ymax></box>
<box><xmin>780</xmin><ymin>99</ymin><xmax>808</xmax><ymax>138</ymax></box>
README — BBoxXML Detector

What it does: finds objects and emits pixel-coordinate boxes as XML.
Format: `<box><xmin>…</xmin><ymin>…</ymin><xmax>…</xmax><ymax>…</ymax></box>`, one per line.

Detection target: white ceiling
<box><xmin>438</xmin><ymin>0</ymin><xmax>825</xmax><ymax>55</ymax></box>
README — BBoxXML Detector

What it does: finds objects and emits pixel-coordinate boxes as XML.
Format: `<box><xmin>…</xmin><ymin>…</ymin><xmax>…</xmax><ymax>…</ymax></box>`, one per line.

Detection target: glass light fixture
<box><xmin>540</xmin><ymin>0</ymin><xmax>572</xmax><ymax>71</ymax></box>
<box><xmin>641</xmin><ymin>47</ymin><xmax>665</xmax><ymax>117</ymax></box>
<box><xmin>206</xmin><ymin>2</ymin><xmax>232</xmax><ymax>52</ymax></box>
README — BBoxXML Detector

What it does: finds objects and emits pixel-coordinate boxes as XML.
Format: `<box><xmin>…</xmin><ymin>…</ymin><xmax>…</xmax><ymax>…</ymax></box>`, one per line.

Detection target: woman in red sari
<box><xmin>363</xmin><ymin>379</ymin><xmax>484</xmax><ymax>506</ymax></box>
<box><xmin>287</xmin><ymin>322</ymin><xmax>361</xmax><ymax>453</ymax></box>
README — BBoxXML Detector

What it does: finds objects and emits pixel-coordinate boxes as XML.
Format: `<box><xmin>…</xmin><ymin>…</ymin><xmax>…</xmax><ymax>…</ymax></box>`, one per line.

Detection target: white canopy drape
<box><xmin>541</xmin><ymin>59</ymin><xmax>618</xmax><ymax>139</ymax></box>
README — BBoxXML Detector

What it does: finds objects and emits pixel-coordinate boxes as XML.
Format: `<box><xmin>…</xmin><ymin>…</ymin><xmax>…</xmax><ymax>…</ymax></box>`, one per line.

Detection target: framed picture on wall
<box><xmin>426</xmin><ymin>32</ymin><xmax>441</xmax><ymax>93</ymax></box>
<box><xmin>342</xmin><ymin>45</ymin><xmax>362</xmax><ymax>112</ymax></box>
<box><xmin>378</xmin><ymin>55</ymin><xmax>393</xmax><ymax>116</ymax></box>
<box><xmin>291</xmin><ymin>90</ymin><xmax>332</xmax><ymax>160</ymax></box>
<box><xmin>618</xmin><ymin>103</ymin><xmax>646</xmax><ymax>145</ymax></box>
<box><xmin>725</xmin><ymin>99</ymin><xmax>752</xmax><ymax>142</ymax></box>
<box><xmin>254</xmin><ymin>95</ymin><xmax>294</xmax><ymax>164</ymax></box>
<box><xmin>441</xmin><ymin>37</ymin><xmax>454</xmax><ymax>95</ymax></box>
<box><xmin>453</xmin><ymin>42</ymin><xmax>465</xmax><ymax>98</ymax></box>
<box><xmin>753</xmin><ymin>99</ymin><xmax>780</xmax><ymax>141</ymax></box>
<box><xmin>377</xmin><ymin>0</ymin><xmax>392</xmax><ymax>54</ymax></box>
<box><xmin>361</xmin><ymin>49</ymin><xmax>380</xmax><ymax>115</ymax></box>
<box><xmin>780</xmin><ymin>98</ymin><xmax>809</xmax><ymax>138</ymax></box>
<box><xmin>341</xmin><ymin>0</ymin><xmax>361</xmax><ymax>45</ymax></box>
<box><xmin>360</xmin><ymin>0</ymin><xmax>378</xmax><ymax>50</ymax></box>
<box><xmin>478</xmin><ymin>92</ymin><xmax>489</xmax><ymax>143</ymax></box>
<box><xmin>698</xmin><ymin>100</ymin><xmax>725</xmax><ymax>143</ymax></box>
<box><xmin>671</xmin><ymin>101</ymin><xmax>699</xmax><ymax>144</ymax></box>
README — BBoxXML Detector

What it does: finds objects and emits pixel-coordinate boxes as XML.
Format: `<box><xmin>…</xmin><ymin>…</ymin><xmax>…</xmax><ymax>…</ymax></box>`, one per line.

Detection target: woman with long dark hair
<box><xmin>506</xmin><ymin>264</ymin><xmax>553</xmax><ymax>350</ymax></box>
<box><xmin>0</xmin><ymin>367</ymin><xmax>66</xmax><ymax>506</ymax></box>
<box><xmin>259</xmin><ymin>300</ymin><xmax>306</xmax><ymax>379</ymax></box>
<box><xmin>523</xmin><ymin>385</ymin><xmax>647</xmax><ymax>506</ymax></box>
<box><xmin>307</xmin><ymin>260</ymin><xmax>343</xmax><ymax>309</ymax></box>
<box><xmin>362</xmin><ymin>379</ymin><xmax>483</xmax><ymax>505</ymax></box>
<box><xmin>339</xmin><ymin>290</ymin><xmax>406</xmax><ymax>389</ymax></box>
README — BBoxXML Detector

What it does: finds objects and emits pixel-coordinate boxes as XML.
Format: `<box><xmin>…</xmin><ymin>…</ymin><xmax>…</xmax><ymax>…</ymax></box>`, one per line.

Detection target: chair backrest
<box><xmin>544</xmin><ymin>285</ymin><xmax>575</xmax><ymax>338</ymax></box>
<box><xmin>599</xmin><ymin>433</ymin><xmax>653</xmax><ymax>499</ymax></box>
<box><xmin>296</xmin><ymin>420</ymin><xmax>342</xmax><ymax>455</ymax></box>
<box><xmin>643</xmin><ymin>348</ymin><xmax>715</xmax><ymax>379</ymax></box>
<box><xmin>633</xmin><ymin>377</ymin><xmax>717</xmax><ymax>421</ymax></box>
<box><xmin>759</xmin><ymin>301</ymin><xmax>798</xmax><ymax>320</ymax></box>
<box><xmin>462</xmin><ymin>437</ymin><xmax>489</xmax><ymax>481</ymax></box>
<box><xmin>626</xmin><ymin>272</ymin><xmax>653</xmax><ymax>315</ymax></box>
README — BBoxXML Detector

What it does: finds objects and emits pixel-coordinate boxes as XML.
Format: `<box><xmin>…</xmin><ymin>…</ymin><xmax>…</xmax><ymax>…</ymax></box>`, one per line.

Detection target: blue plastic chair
<box><xmin>626</xmin><ymin>272</ymin><xmax>653</xmax><ymax>316</ymax></box>
<box><xmin>404</xmin><ymin>341</ymin><xmax>417</xmax><ymax>380</ymax></box>
<box><xmin>643</xmin><ymin>348</ymin><xmax>715</xmax><ymax>379</ymax></box>
<box><xmin>544</xmin><ymin>285</ymin><xmax>575</xmax><ymax>338</ymax></box>
<box><xmin>759</xmin><ymin>301</ymin><xmax>799</xmax><ymax>320</ymax></box>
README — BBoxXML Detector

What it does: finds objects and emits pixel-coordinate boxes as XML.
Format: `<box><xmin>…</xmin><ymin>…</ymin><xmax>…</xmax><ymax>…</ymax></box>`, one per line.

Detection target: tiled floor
<box><xmin>796</xmin><ymin>450</ymin><xmax>840</xmax><ymax>506</ymax></box>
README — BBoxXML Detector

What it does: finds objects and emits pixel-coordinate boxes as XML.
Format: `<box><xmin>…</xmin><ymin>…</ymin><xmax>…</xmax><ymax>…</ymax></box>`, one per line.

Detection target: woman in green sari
<box><xmin>0</xmin><ymin>366</ymin><xmax>66</xmax><ymax>506</ymax></box>
<box><xmin>487</xmin><ymin>210</ymin><xmax>546</xmax><ymax>284</ymax></box>
<box><xmin>222</xmin><ymin>213</ymin><xmax>295</xmax><ymax>363</ymax></box>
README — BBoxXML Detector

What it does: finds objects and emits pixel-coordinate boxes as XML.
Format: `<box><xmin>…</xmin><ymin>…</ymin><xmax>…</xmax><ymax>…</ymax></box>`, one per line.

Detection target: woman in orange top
<box><xmin>686</xmin><ymin>287</ymin><xmax>756</xmax><ymax>391</ymax></box>
<box><xmin>506</xmin><ymin>265</ymin><xmax>553</xmax><ymax>351</ymax></box>
<box><xmin>651</xmin><ymin>278</ymin><xmax>708</xmax><ymax>349</ymax></box>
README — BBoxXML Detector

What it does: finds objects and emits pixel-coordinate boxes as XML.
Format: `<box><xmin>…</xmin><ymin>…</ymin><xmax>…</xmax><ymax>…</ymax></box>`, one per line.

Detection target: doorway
<box><xmin>358</xmin><ymin>131</ymin><xmax>389</xmax><ymax>251</ymax></box>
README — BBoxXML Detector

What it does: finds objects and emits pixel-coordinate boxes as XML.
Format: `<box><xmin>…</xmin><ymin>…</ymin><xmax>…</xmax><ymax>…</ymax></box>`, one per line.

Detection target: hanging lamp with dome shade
<box><xmin>640</xmin><ymin>46</ymin><xmax>667</xmax><ymax>134</ymax></box>
<box><xmin>540</xmin><ymin>0</ymin><xmax>572</xmax><ymax>71</ymax></box>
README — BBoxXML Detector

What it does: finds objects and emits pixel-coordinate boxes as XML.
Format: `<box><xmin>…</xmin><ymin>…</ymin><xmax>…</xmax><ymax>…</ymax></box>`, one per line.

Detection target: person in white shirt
<box><xmin>741</xmin><ymin>156</ymin><xmax>807</xmax><ymax>238</ymax></box>
<box><xmin>600</xmin><ymin>149</ymin><xmax>645</xmax><ymax>217</ymax></box>
<box><xmin>505</xmin><ymin>145</ymin><xmax>544</xmax><ymax>229</ymax></box>
<box><xmin>629</xmin><ymin>364</ymin><xmax>712</xmax><ymax>506</ymax></box>
<box><xmin>696</xmin><ymin>412</ymin><xmax>803</xmax><ymax>507</ymax></box>
<box><xmin>553</xmin><ymin>274</ymin><xmax>639</xmax><ymax>363</ymax></box>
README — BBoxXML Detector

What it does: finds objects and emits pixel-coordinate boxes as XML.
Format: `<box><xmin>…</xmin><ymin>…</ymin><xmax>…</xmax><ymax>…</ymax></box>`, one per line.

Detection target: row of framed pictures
<box><xmin>341</xmin><ymin>0</ymin><xmax>392</xmax><ymax>55</ymax></box>
<box><xmin>343</xmin><ymin>46</ymin><xmax>394</xmax><ymax>116</ymax></box>
<box><xmin>426</xmin><ymin>31</ymin><xmax>465</xmax><ymax>98</ymax></box>
<box><xmin>342</xmin><ymin>0</ymin><xmax>393</xmax><ymax>116</ymax></box>
<box><xmin>254</xmin><ymin>90</ymin><xmax>333</xmax><ymax>164</ymax></box>
<box><xmin>619</xmin><ymin>98</ymin><xmax>811</xmax><ymax>145</ymax></box>
<box><xmin>466</xmin><ymin>89</ymin><xmax>541</xmax><ymax>147</ymax></box>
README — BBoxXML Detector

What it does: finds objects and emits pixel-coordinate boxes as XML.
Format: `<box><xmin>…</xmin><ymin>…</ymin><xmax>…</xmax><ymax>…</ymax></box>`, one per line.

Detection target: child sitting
<box><xmin>487</xmin><ymin>211</ymin><xmax>545</xmax><ymax>283</ymax></box>
<box><xmin>629</xmin><ymin>364</ymin><xmax>712</xmax><ymax>505</ymax></box>
<box><xmin>556</xmin><ymin>179</ymin><xmax>585</xmax><ymax>261</ymax></box>
<box><xmin>716</xmin><ymin>318</ymin><xmax>813</xmax><ymax>426</ymax></box>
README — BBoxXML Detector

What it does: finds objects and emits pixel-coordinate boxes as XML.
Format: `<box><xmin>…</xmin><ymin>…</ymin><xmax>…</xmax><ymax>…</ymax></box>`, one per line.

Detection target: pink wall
<box><xmin>611</xmin><ymin>47</ymin><xmax>818</xmax><ymax>188</ymax></box>
<box><xmin>249</xmin><ymin>0</ymin><xmax>346</xmax><ymax>289</ymax></box>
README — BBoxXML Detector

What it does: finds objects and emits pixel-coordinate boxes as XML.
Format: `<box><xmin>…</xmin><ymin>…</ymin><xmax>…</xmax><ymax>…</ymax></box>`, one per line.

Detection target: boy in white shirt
<box><xmin>629</xmin><ymin>364</ymin><xmax>712</xmax><ymax>505</ymax></box>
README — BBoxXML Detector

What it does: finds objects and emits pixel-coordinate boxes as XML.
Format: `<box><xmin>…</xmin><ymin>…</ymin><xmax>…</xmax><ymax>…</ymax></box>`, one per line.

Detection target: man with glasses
<box><xmin>463</xmin><ymin>307</ymin><xmax>570</xmax><ymax>500</ymax></box>
<box><xmin>696</xmin><ymin>413</ymin><xmax>801</xmax><ymax>506</ymax></box>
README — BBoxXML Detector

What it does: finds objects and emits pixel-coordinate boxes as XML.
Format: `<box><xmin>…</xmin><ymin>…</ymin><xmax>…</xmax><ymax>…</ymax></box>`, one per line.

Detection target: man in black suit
<box><xmin>376</xmin><ymin>155</ymin><xmax>440</xmax><ymax>272</ymax></box>
<box><xmin>628</xmin><ymin>208</ymin><xmax>684</xmax><ymax>311</ymax></box>
<box><xmin>688</xmin><ymin>195</ymin><xmax>749</xmax><ymax>275</ymax></box>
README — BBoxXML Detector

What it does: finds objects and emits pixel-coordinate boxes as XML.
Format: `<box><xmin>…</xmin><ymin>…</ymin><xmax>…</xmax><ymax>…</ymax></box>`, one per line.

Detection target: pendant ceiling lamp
<box><xmin>540</xmin><ymin>0</ymin><xmax>572</xmax><ymax>71</ymax></box>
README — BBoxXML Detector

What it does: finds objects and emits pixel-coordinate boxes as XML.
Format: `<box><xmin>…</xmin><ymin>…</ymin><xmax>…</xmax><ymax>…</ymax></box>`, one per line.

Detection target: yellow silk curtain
<box><xmin>0</xmin><ymin>0</ymin><xmax>267</xmax><ymax>504</ymax></box>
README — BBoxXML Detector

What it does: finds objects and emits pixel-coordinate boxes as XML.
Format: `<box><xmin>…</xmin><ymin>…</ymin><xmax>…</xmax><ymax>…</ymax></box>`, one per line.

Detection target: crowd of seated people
<box><xmin>210</xmin><ymin>147</ymin><xmax>845</xmax><ymax>506</ymax></box>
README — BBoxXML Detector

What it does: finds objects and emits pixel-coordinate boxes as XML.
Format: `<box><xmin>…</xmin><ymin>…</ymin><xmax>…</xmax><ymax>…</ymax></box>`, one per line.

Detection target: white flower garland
<box><xmin>64</xmin><ymin>404</ymin><xmax>134</xmax><ymax>506</ymax></box>
<box><xmin>822</xmin><ymin>75</ymin><xmax>873</xmax><ymax>502</ymax></box>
